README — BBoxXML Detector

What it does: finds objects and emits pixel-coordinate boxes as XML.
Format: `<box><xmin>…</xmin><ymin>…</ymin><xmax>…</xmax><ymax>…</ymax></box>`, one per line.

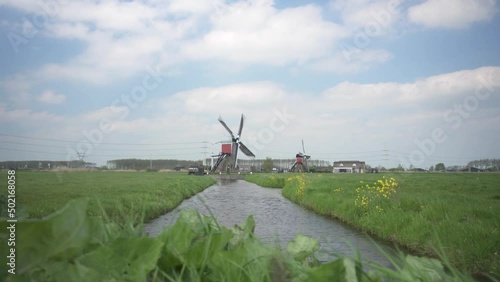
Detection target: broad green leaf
<box><xmin>78</xmin><ymin>237</ymin><xmax>163</xmax><ymax>281</ymax></box>
<box><xmin>36</xmin><ymin>261</ymin><xmax>101</xmax><ymax>282</ymax></box>
<box><xmin>14</xmin><ymin>199</ymin><xmax>91</xmax><ymax>274</ymax></box>
<box><xmin>286</xmin><ymin>233</ymin><xmax>320</xmax><ymax>263</ymax></box>
<box><xmin>307</xmin><ymin>258</ymin><xmax>363</xmax><ymax>282</ymax></box>
<box><xmin>156</xmin><ymin>210</ymin><xmax>220</xmax><ymax>273</ymax></box>
<box><xmin>400</xmin><ymin>255</ymin><xmax>446</xmax><ymax>281</ymax></box>
<box><xmin>184</xmin><ymin>230</ymin><xmax>232</xmax><ymax>267</ymax></box>
<box><xmin>156</xmin><ymin>217</ymin><xmax>199</xmax><ymax>270</ymax></box>
<box><xmin>229</xmin><ymin>215</ymin><xmax>256</xmax><ymax>247</ymax></box>
<box><xmin>210</xmin><ymin>239</ymin><xmax>273</xmax><ymax>282</ymax></box>
<box><xmin>177</xmin><ymin>209</ymin><xmax>220</xmax><ymax>234</ymax></box>
<box><xmin>308</xmin><ymin>259</ymin><xmax>346</xmax><ymax>281</ymax></box>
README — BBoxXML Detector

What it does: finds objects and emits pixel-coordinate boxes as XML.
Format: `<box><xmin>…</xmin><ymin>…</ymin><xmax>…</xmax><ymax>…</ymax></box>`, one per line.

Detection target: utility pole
<box><xmin>77</xmin><ymin>151</ymin><xmax>86</xmax><ymax>168</ymax></box>
<box><xmin>201</xmin><ymin>141</ymin><xmax>209</xmax><ymax>167</ymax></box>
<box><xmin>383</xmin><ymin>148</ymin><xmax>389</xmax><ymax>170</ymax></box>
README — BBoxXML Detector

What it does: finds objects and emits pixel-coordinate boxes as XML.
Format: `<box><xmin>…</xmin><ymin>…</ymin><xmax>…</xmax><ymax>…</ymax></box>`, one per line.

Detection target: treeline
<box><xmin>107</xmin><ymin>158</ymin><xmax>203</xmax><ymax>170</ymax></box>
<box><xmin>466</xmin><ymin>159</ymin><xmax>500</xmax><ymax>170</ymax></box>
<box><xmin>0</xmin><ymin>160</ymin><xmax>91</xmax><ymax>170</ymax></box>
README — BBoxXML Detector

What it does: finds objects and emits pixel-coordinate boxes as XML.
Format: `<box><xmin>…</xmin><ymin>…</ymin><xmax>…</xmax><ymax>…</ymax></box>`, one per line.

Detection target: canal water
<box><xmin>145</xmin><ymin>179</ymin><xmax>397</xmax><ymax>266</ymax></box>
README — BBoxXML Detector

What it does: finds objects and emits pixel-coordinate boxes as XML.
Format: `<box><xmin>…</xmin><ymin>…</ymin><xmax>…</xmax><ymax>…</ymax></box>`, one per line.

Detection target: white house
<box><xmin>332</xmin><ymin>161</ymin><xmax>366</xmax><ymax>173</ymax></box>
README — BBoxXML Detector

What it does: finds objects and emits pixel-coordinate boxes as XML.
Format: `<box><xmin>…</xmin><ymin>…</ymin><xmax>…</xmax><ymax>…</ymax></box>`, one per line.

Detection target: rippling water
<box><xmin>144</xmin><ymin>179</ymin><xmax>397</xmax><ymax>266</ymax></box>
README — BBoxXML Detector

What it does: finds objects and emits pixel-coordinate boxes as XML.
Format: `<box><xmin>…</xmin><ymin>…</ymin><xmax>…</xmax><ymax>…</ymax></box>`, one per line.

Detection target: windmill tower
<box><xmin>290</xmin><ymin>140</ymin><xmax>310</xmax><ymax>172</ymax></box>
<box><xmin>210</xmin><ymin>114</ymin><xmax>255</xmax><ymax>173</ymax></box>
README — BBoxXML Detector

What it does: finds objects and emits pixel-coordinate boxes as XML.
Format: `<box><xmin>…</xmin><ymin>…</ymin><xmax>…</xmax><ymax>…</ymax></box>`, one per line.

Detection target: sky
<box><xmin>0</xmin><ymin>0</ymin><xmax>499</xmax><ymax>169</ymax></box>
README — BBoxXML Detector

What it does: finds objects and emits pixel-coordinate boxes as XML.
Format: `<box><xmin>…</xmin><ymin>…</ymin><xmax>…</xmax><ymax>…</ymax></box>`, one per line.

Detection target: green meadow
<box><xmin>1</xmin><ymin>170</ymin><xmax>498</xmax><ymax>280</ymax></box>
<box><xmin>245</xmin><ymin>173</ymin><xmax>500</xmax><ymax>278</ymax></box>
<box><xmin>0</xmin><ymin>170</ymin><xmax>216</xmax><ymax>224</ymax></box>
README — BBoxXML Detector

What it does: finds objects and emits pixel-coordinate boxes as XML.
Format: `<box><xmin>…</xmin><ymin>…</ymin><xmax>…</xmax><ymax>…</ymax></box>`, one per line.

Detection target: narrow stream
<box><xmin>145</xmin><ymin>179</ymin><xmax>398</xmax><ymax>266</ymax></box>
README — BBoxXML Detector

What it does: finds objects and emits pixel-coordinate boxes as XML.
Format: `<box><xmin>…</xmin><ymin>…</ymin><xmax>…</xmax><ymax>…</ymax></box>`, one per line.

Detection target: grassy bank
<box><xmin>1</xmin><ymin>199</ymin><xmax>477</xmax><ymax>281</ymax></box>
<box><xmin>245</xmin><ymin>173</ymin><xmax>500</xmax><ymax>278</ymax></box>
<box><xmin>244</xmin><ymin>173</ymin><xmax>286</xmax><ymax>188</ymax></box>
<box><xmin>0</xmin><ymin>170</ymin><xmax>216</xmax><ymax>223</ymax></box>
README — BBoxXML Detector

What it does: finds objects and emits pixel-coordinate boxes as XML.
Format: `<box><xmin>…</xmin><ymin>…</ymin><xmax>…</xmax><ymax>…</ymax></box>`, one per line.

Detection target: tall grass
<box><xmin>246</xmin><ymin>173</ymin><xmax>500</xmax><ymax>278</ymax></box>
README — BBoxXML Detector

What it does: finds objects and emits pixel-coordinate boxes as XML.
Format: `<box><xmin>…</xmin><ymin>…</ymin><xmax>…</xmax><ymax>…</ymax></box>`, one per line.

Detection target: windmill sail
<box><xmin>216</xmin><ymin>114</ymin><xmax>255</xmax><ymax>169</ymax></box>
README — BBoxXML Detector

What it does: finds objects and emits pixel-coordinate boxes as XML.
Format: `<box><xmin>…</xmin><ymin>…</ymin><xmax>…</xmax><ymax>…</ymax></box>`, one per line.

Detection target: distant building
<box><xmin>460</xmin><ymin>166</ymin><xmax>485</xmax><ymax>172</ymax></box>
<box><xmin>332</xmin><ymin>161</ymin><xmax>366</xmax><ymax>173</ymax></box>
<box><xmin>84</xmin><ymin>163</ymin><xmax>97</xmax><ymax>168</ymax></box>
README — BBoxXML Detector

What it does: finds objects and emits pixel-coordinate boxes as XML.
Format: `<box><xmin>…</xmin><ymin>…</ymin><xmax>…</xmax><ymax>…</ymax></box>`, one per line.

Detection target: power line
<box><xmin>0</xmin><ymin>133</ymin><xmax>205</xmax><ymax>146</ymax></box>
<box><xmin>0</xmin><ymin>147</ymin><xmax>202</xmax><ymax>158</ymax></box>
<box><xmin>0</xmin><ymin>140</ymin><xmax>204</xmax><ymax>151</ymax></box>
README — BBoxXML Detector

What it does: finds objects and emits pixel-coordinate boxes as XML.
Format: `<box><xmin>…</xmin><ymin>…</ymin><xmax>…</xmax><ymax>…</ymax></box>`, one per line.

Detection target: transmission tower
<box><xmin>76</xmin><ymin>151</ymin><xmax>86</xmax><ymax>168</ymax></box>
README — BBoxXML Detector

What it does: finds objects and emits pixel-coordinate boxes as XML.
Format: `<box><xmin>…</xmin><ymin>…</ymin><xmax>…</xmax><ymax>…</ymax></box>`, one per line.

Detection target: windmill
<box><xmin>290</xmin><ymin>140</ymin><xmax>310</xmax><ymax>172</ymax></box>
<box><xmin>210</xmin><ymin>114</ymin><xmax>255</xmax><ymax>173</ymax></box>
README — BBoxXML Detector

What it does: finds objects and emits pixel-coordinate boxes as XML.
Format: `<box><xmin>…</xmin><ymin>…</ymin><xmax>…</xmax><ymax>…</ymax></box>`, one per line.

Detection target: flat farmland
<box><xmin>0</xmin><ymin>170</ymin><xmax>216</xmax><ymax>224</ymax></box>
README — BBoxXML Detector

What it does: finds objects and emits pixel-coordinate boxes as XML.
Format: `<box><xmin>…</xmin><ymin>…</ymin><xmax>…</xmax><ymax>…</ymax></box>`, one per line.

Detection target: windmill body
<box><xmin>210</xmin><ymin>114</ymin><xmax>255</xmax><ymax>173</ymax></box>
<box><xmin>290</xmin><ymin>140</ymin><xmax>310</xmax><ymax>172</ymax></box>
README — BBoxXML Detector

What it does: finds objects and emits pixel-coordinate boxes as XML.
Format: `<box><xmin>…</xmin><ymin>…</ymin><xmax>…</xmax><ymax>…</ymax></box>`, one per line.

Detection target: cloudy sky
<box><xmin>0</xmin><ymin>0</ymin><xmax>499</xmax><ymax>169</ymax></box>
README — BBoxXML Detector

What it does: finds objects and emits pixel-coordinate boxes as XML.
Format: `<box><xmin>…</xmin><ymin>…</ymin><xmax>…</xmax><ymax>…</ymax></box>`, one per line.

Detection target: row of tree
<box><xmin>0</xmin><ymin>160</ymin><xmax>93</xmax><ymax>170</ymax></box>
<box><xmin>107</xmin><ymin>159</ymin><xmax>203</xmax><ymax>170</ymax></box>
<box><xmin>3</xmin><ymin>158</ymin><xmax>499</xmax><ymax>172</ymax></box>
<box><xmin>466</xmin><ymin>159</ymin><xmax>500</xmax><ymax>170</ymax></box>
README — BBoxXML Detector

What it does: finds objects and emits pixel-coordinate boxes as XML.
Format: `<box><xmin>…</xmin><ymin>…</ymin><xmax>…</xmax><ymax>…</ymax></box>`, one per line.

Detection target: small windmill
<box><xmin>210</xmin><ymin>114</ymin><xmax>255</xmax><ymax>173</ymax></box>
<box><xmin>290</xmin><ymin>140</ymin><xmax>310</xmax><ymax>172</ymax></box>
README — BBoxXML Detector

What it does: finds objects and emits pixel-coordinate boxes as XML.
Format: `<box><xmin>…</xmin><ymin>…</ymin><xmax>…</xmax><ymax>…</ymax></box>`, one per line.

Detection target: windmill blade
<box><xmin>218</xmin><ymin>116</ymin><xmax>235</xmax><ymax>138</ymax></box>
<box><xmin>238</xmin><ymin>142</ymin><xmax>255</xmax><ymax>157</ymax></box>
<box><xmin>302</xmin><ymin>139</ymin><xmax>306</xmax><ymax>154</ymax></box>
<box><xmin>237</xmin><ymin>114</ymin><xmax>245</xmax><ymax>137</ymax></box>
<box><xmin>233</xmin><ymin>142</ymin><xmax>239</xmax><ymax>168</ymax></box>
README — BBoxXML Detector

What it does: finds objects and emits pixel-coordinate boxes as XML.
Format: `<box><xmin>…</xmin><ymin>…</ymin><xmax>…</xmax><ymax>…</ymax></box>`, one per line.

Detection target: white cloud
<box><xmin>80</xmin><ymin>106</ymin><xmax>128</xmax><ymax>122</ymax></box>
<box><xmin>38</xmin><ymin>90</ymin><xmax>66</xmax><ymax>104</ymax></box>
<box><xmin>182</xmin><ymin>1</ymin><xmax>350</xmax><ymax>66</ymax></box>
<box><xmin>408</xmin><ymin>0</ymin><xmax>497</xmax><ymax>29</ymax></box>
<box><xmin>165</xmin><ymin>0</ymin><xmax>222</xmax><ymax>15</ymax></box>
<box><xmin>329</xmin><ymin>0</ymin><xmax>403</xmax><ymax>33</ymax></box>
<box><xmin>0</xmin><ymin>0</ymin><xmax>394</xmax><ymax>88</ymax></box>
<box><xmin>167</xmin><ymin>81</ymin><xmax>290</xmax><ymax>116</ymax></box>
<box><xmin>155</xmin><ymin>66</ymin><xmax>500</xmax><ymax>154</ymax></box>
<box><xmin>310</xmin><ymin>49</ymin><xmax>393</xmax><ymax>73</ymax></box>
<box><xmin>1</xmin><ymin>0</ymin><xmax>200</xmax><ymax>84</ymax></box>
<box><xmin>1</xmin><ymin>67</ymin><xmax>498</xmax><ymax>166</ymax></box>
<box><xmin>321</xmin><ymin>66</ymin><xmax>500</xmax><ymax>110</ymax></box>
<box><xmin>0</xmin><ymin>74</ymin><xmax>33</xmax><ymax>105</ymax></box>
<box><xmin>0</xmin><ymin>103</ymin><xmax>63</xmax><ymax>123</ymax></box>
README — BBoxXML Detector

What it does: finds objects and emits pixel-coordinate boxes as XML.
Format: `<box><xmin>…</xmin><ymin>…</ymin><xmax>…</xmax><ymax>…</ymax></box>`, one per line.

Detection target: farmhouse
<box><xmin>332</xmin><ymin>161</ymin><xmax>366</xmax><ymax>173</ymax></box>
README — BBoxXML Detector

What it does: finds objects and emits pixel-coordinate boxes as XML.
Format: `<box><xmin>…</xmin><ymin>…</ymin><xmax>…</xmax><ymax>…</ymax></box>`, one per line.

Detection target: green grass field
<box><xmin>0</xmin><ymin>170</ymin><xmax>216</xmax><ymax>224</ymax></box>
<box><xmin>245</xmin><ymin>173</ymin><xmax>500</xmax><ymax>278</ymax></box>
<box><xmin>0</xmin><ymin>170</ymin><xmax>494</xmax><ymax>281</ymax></box>
<box><xmin>1</xmin><ymin>198</ymin><xmax>479</xmax><ymax>281</ymax></box>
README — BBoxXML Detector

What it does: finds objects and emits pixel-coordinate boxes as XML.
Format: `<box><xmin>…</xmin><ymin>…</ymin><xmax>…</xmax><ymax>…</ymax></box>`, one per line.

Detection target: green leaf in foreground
<box><xmin>156</xmin><ymin>210</ymin><xmax>221</xmax><ymax>270</ymax></box>
<box><xmin>400</xmin><ymin>255</ymin><xmax>447</xmax><ymax>281</ymax></box>
<box><xmin>287</xmin><ymin>233</ymin><xmax>320</xmax><ymax>264</ymax></box>
<box><xmin>77</xmin><ymin>237</ymin><xmax>163</xmax><ymax>281</ymax></box>
<box><xmin>15</xmin><ymin>199</ymin><xmax>92</xmax><ymax>274</ymax></box>
<box><xmin>229</xmin><ymin>214</ymin><xmax>256</xmax><ymax>247</ymax></box>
